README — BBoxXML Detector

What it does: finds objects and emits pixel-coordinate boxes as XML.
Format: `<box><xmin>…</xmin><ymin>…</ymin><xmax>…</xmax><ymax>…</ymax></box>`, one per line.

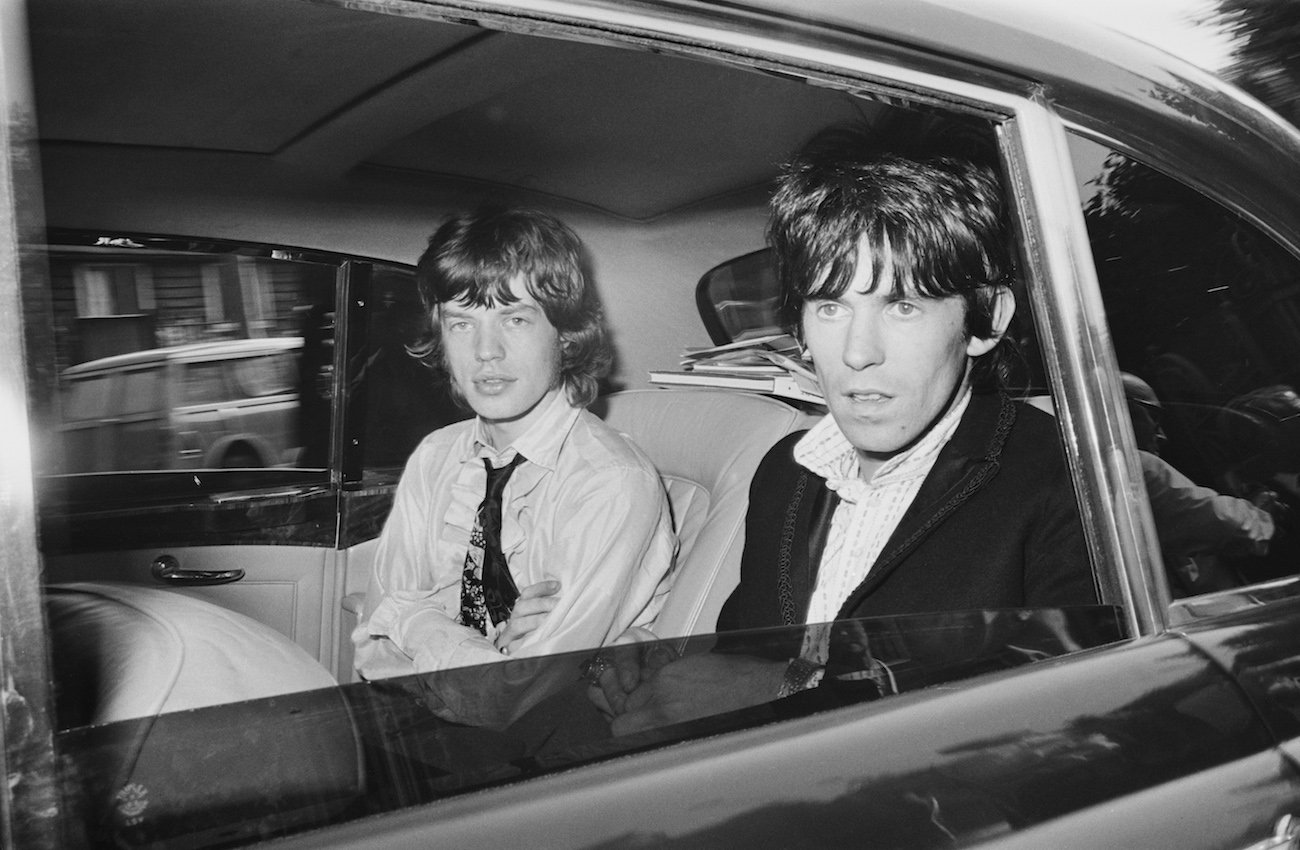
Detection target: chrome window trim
<box><xmin>998</xmin><ymin>100</ymin><xmax>1168</xmax><ymax>636</ymax></box>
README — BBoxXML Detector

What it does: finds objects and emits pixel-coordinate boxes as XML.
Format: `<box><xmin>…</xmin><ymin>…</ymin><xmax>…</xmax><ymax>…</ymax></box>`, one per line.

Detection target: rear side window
<box><xmin>119</xmin><ymin>368</ymin><xmax>164</xmax><ymax>414</ymax></box>
<box><xmin>1070</xmin><ymin>135</ymin><xmax>1300</xmax><ymax>599</ymax></box>
<box><xmin>232</xmin><ymin>353</ymin><xmax>296</xmax><ymax>397</ymax></box>
<box><xmin>61</xmin><ymin>374</ymin><xmax>112</xmax><ymax>420</ymax></box>
<box><xmin>41</xmin><ymin>242</ymin><xmax>336</xmax><ymax>475</ymax></box>
<box><xmin>179</xmin><ymin>361</ymin><xmax>231</xmax><ymax>406</ymax></box>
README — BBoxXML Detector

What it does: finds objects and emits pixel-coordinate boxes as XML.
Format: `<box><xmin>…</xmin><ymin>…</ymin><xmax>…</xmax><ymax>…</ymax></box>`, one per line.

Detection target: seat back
<box><xmin>597</xmin><ymin>389</ymin><xmax>817</xmax><ymax>637</ymax></box>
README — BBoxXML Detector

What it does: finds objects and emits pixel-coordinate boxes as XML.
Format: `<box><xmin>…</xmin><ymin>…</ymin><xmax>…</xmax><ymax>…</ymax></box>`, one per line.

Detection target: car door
<box><xmin>35</xmin><ymin>237</ymin><xmax>342</xmax><ymax>667</ymax></box>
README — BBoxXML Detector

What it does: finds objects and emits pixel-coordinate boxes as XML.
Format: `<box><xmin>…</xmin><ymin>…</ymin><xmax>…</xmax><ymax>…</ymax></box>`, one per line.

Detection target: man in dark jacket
<box><xmin>591</xmin><ymin>127</ymin><xmax>1099</xmax><ymax>733</ymax></box>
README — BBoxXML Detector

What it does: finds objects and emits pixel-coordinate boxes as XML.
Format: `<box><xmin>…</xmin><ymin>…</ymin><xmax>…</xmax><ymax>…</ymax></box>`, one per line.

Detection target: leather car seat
<box><xmin>336</xmin><ymin>388</ymin><xmax>817</xmax><ymax>679</ymax></box>
<box><xmin>595</xmin><ymin>388</ymin><xmax>818</xmax><ymax>638</ymax></box>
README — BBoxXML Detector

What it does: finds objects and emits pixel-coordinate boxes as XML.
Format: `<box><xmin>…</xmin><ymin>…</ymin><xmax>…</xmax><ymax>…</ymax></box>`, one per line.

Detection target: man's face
<box><xmin>802</xmin><ymin>252</ymin><xmax>992</xmax><ymax>479</ymax></box>
<box><xmin>439</xmin><ymin>273</ymin><xmax>563</xmax><ymax>447</ymax></box>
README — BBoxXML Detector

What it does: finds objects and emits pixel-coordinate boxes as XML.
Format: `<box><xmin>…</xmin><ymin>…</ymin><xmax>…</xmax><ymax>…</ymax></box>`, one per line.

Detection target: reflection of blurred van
<box><xmin>57</xmin><ymin>337</ymin><xmax>302</xmax><ymax>473</ymax></box>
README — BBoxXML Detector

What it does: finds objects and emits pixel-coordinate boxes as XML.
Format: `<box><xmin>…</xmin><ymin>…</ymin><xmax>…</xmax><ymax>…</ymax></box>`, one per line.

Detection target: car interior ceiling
<box><xmin>28</xmin><ymin>0</ymin><xmax>876</xmax><ymax>221</ymax></box>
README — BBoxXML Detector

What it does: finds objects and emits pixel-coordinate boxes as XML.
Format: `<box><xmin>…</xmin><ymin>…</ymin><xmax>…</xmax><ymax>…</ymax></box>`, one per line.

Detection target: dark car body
<box><xmin>6</xmin><ymin>1</ymin><xmax>1300</xmax><ymax>849</ymax></box>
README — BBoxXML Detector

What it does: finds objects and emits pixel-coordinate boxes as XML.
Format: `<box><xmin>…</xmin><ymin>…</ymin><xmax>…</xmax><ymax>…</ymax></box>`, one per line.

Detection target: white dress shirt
<box><xmin>353</xmin><ymin>390</ymin><xmax>677</xmax><ymax>677</ymax></box>
<box><xmin>797</xmin><ymin>389</ymin><xmax>971</xmax><ymax>626</ymax></box>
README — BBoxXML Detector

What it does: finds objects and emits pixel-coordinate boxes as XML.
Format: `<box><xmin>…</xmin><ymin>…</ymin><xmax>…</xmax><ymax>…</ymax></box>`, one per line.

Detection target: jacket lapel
<box><xmin>791</xmin><ymin>482</ymin><xmax>837</xmax><ymax>624</ymax></box>
<box><xmin>834</xmin><ymin>392</ymin><xmax>1015</xmax><ymax>619</ymax></box>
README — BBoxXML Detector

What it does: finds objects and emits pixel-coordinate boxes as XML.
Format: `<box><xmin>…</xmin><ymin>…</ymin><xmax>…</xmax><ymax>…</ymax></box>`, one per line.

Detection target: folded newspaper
<box><xmin>649</xmin><ymin>333</ymin><xmax>824</xmax><ymax>406</ymax></box>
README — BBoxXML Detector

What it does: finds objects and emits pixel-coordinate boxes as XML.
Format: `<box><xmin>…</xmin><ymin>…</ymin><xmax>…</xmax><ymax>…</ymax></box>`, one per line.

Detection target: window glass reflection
<box><xmin>54</xmin><ymin>607</ymin><xmax>1122</xmax><ymax>848</ymax></box>
<box><xmin>353</xmin><ymin>265</ymin><xmax>468</xmax><ymax>483</ymax></box>
<box><xmin>41</xmin><ymin>244</ymin><xmax>336</xmax><ymax>475</ymax></box>
<box><xmin>1070</xmin><ymin>136</ymin><xmax>1300</xmax><ymax>595</ymax></box>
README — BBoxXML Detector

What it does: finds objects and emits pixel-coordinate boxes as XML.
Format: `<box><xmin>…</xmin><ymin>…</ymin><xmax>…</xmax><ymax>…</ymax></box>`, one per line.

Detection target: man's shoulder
<box><xmin>759</xmin><ymin>430</ymin><xmax>808</xmax><ymax>472</ymax></box>
<box><xmin>1004</xmin><ymin>397</ymin><xmax>1068</xmax><ymax>454</ymax></box>
<box><xmin>957</xmin><ymin>393</ymin><xmax>1063</xmax><ymax>455</ymax></box>
<box><xmin>748</xmin><ymin>429</ymin><xmax>820</xmax><ymax>504</ymax></box>
<box><xmin>563</xmin><ymin>408</ymin><xmax>662</xmax><ymax>478</ymax></box>
<box><xmin>407</xmin><ymin>418</ymin><xmax>476</xmax><ymax>463</ymax></box>
<box><xmin>972</xmin><ymin>396</ymin><xmax>1075</xmax><ymax>487</ymax></box>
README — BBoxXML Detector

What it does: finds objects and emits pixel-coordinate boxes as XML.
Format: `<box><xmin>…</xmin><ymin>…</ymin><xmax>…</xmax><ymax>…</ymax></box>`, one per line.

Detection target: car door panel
<box><xmin>1177</xmin><ymin>594</ymin><xmax>1300</xmax><ymax>762</ymax></box>
<box><xmin>990</xmin><ymin>750</ymin><xmax>1300</xmax><ymax>850</ymax></box>
<box><xmin>44</xmin><ymin>544</ymin><xmax>338</xmax><ymax>664</ymax></box>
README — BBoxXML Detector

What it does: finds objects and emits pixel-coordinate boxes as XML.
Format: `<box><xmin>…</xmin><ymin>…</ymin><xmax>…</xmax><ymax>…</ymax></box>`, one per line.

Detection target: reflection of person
<box><xmin>595</xmin><ymin>129</ymin><xmax>1096</xmax><ymax>731</ymax></box>
<box><xmin>1122</xmin><ymin>373</ymin><xmax>1273</xmax><ymax>594</ymax></box>
<box><xmin>353</xmin><ymin>207</ymin><xmax>675</xmax><ymax>678</ymax></box>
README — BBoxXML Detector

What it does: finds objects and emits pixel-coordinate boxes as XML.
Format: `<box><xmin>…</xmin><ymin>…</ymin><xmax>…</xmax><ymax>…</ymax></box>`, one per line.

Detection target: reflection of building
<box><xmin>47</xmin><ymin>246</ymin><xmax>332</xmax><ymax>371</ymax></box>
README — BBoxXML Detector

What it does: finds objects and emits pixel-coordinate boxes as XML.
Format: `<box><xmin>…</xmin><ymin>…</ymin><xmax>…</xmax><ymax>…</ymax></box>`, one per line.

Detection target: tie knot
<box><xmin>484</xmin><ymin>453</ymin><xmax>526</xmax><ymax>501</ymax></box>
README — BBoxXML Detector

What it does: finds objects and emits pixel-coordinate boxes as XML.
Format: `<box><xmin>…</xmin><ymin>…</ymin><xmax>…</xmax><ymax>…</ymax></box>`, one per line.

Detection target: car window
<box><xmin>61</xmin><ymin>373</ymin><xmax>112</xmax><ymax>420</ymax></box>
<box><xmin>119</xmin><ymin>368</ymin><xmax>164</xmax><ymax>415</ymax></box>
<box><xmin>1069</xmin><ymin>134</ymin><xmax>1300</xmax><ymax>600</ymax></box>
<box><xmin>349</xmin><ymin>264</ymin><xmax>468</xmax><ymax>485</ymax></box>
<box><xmin>231</xmin><ymin>353</ymin><xmax>296</xmax><ymax>398</ymax></box>
<box><xmin>41</xmin><ymin>240</ymin><xmax>337</xmax><ymax>476</ymax></box>
<box><xmin>178</xmin><ymin>361</ymin><xmax>228</xmax><ymax>406</ymax></box>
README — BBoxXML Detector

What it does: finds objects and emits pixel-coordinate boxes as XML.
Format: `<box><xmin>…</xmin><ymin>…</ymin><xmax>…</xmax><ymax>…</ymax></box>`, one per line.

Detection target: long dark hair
<box><xmin>769</xmin><ymin>126</ymin><xmax>1017</xmax><ymax>391</ymax></box>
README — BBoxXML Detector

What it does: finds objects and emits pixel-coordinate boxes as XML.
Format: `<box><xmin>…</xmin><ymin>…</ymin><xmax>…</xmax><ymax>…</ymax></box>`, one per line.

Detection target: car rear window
<box><xmin>61</xmin><ymin>374</ymin><xmax>112</xmax><ymax>420</ymax></box>
<box><xmin>119</xmin><ymin>368</ymin><xmax>164</xmax><ymax>414</ymax></box>
<box><xmin>179</xmin><ymin>361</ymin><xmax>230</xmax><ymax>406</ymax></box>
<box><xmin>231</xmin><ymin>353</ymin><xmax>296</xmax><ymax>397</ymax></box>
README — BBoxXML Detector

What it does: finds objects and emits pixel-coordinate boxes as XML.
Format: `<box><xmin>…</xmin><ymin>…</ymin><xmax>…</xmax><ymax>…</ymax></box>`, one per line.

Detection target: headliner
<box><xmin>29</xmin><ymin>0</ymin><xmax>871</xmax><ymax>220</ymax></box>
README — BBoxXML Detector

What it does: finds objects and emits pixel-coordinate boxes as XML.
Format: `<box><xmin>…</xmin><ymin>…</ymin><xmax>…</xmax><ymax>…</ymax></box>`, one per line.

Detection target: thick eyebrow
<box><xmin>498</xmin><ymin>302</ymin><xmax>544</xmax><ymax>318</ymax></box>
<box><xmin>439</xmin><ymin>305</ymin><xmax>475</xmax><ymax>321</ymax></box>
<box><xmin>440</xmin><ymin>301</ymin><xmax>543</xmax><ymax>320</ymax></box>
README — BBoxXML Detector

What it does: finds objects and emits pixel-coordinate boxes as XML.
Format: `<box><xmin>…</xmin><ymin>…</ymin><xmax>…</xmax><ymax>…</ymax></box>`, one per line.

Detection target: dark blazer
<box><xmin>718</xmin><ymin>392</ymin><xmax>1098</xmax><ymax>632</ymax></box>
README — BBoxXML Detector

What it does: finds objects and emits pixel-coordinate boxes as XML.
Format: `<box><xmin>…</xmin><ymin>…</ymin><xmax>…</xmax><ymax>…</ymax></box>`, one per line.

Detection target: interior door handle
<box><xmin>151</xmin><ymin>554</ymin><xmax>245</xmax><ymax>586</ymax></box>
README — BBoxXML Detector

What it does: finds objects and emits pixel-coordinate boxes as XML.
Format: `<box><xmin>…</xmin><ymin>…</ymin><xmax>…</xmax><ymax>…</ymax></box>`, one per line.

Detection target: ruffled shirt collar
<box><xmin>470</xmin><ymin>388</ymin><xmax>578</xmax><ymax>470</ymax></box>
<box><xmin>439</xmin><ymin>389</ymin><xmax>580</xmax><ymax>577</ymax></box>
<box><xmin>795</xmin><ymin>387</ymin><xmax>971</xmax><ymax>503</ymax></box>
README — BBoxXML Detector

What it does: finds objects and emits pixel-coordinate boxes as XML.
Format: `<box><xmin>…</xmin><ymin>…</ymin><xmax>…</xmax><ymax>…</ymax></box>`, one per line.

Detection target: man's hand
<box><xmin>494</xmin><ymin>579</ymin><xmax>560</xmax><ymax>654</ymax></box>
<box><xmin>610</xmin><ymin>653</ymin><xmax>788</xmax><ymax>736</ymax></box>
<box><xmin>586</xmin><ymin>636</ymin><xmax>676</xmax><ymax>717</ymax></box>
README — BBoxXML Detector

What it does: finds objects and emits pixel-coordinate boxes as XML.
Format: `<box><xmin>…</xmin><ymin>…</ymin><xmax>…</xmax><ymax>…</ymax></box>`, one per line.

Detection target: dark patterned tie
<box><xmin>459</xmin><ymin>453</ymin><xmax>526</xmax><ymax>635</ymax></box>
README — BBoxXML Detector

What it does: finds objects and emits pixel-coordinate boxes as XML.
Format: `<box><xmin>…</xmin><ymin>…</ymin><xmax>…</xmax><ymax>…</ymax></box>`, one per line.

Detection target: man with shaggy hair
<box><xmin>593</xmin><ymin>129</ymin><xmax>1097</xmax><ymax>731</ymax></box>
<box><xmin>353</xmin><ymin>206</ymin><xmax>675</xmax><ymax>678</ymax></box>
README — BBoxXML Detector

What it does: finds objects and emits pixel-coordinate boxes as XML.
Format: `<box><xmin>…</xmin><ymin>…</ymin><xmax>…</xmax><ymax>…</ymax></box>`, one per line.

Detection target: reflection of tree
<box><xmin>1209</xmin><ymin>0</ymin><xmax>1300</xmax><ymax>128</ymax></box>
<box><xmin>1081</xmin><ymin>148</ymin><xmax>1300</xmax><ymax>496</ymax></box>
<box><xmin>1082</xmin><ymin>152</ymin><xmax>1278</xmax><ymax>399</ymax></box>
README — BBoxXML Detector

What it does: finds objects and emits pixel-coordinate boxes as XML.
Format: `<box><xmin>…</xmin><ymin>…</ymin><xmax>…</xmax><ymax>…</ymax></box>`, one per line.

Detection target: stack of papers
<box><xmin>648</xmin><ymin>333</ymin><xmax>824</xmax><ymax>407</ymax></box>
